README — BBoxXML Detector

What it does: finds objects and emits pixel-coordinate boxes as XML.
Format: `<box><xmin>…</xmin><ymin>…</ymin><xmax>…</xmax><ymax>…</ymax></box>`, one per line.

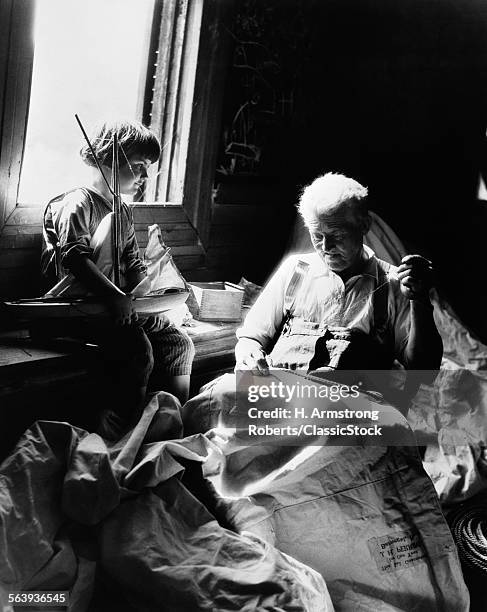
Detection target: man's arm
<box><xmin>403</xmin><ymin>300</ymin><xmax>443</xmax><ymax>369</ymax></box>
<box><xmin>235</xmin><ymin>256</ymin><xmax>296</xmax><ymax>375</ymax></box>
<box><xmin>397</xmin><ymin>255</ymin><xmax>443</xmax><ymax>371</ymax></box>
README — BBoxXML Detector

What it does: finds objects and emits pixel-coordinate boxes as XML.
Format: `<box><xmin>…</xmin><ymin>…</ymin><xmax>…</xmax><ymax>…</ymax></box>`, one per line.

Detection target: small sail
<box><xmin>142</xmin><ymin>224</ymin><xmax>187</xmax><ymax>295</ymax></box>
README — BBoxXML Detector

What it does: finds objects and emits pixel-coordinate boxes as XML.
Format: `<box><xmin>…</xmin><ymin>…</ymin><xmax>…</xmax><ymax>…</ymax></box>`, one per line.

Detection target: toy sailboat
<box><xmin>3</xmin><ymin>116</ymin><xmax>189</xmax><ymax>321</ymax></box>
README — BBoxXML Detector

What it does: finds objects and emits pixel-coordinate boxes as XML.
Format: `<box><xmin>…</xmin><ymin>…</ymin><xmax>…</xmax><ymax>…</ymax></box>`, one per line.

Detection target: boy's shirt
<box><xmin>41</xmin><ymin>187</ymin><xmax>146</xmax><ymax>291</ymax></box>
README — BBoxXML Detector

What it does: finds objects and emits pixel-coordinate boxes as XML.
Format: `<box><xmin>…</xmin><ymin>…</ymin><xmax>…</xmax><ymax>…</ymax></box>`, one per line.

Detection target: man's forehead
<box><xmin>312</xmin><ymin>198</ymin><xmax>360</xmax><ymax>223</ymax></box>
<box><xmin>309</xmin><ymin>211</ymin><xmax>356</xmax><ymax>231</ymax></box>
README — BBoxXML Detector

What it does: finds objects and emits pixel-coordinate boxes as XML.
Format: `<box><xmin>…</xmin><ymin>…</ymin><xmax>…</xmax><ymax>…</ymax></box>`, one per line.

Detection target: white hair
<box><xmin>298</xmin><ymin>172</ymin><xmax>369</xmax><ymax>229</ymax></box>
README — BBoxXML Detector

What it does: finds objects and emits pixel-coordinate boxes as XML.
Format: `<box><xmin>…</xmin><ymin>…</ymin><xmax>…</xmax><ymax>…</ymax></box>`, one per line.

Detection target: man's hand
<box><xmin>235</xmin><ymin>342</ymin><xmax>269</xmax><ymax>376</ymax></box>
<box><xmin>398</xmin><ymin>254</ymin><xmax>443</xmax><ymax>371</ymax></box>
<box><xmin>397</xmin><ymin>254</ymin><xmax>433</xmax><ymax>302</ymax></box>
<box><xmin>107</xmin><ymin>293</ymin><xmax>138</xmax><ymax>326</ymax></box>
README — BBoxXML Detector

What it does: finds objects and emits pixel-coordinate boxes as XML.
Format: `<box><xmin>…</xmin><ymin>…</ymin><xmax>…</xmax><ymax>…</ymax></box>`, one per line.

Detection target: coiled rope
<box><xmin>449</xmin><ymin>501</ymin><xmax>487</xmax><ymax>572</ymax></box>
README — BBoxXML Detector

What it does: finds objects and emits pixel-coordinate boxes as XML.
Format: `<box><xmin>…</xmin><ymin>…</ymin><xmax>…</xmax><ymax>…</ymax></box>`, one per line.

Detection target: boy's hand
<box><xmin>107</xmin><ymin>293</ymin><xmax>138</xmax><ymax>326</ymax></box>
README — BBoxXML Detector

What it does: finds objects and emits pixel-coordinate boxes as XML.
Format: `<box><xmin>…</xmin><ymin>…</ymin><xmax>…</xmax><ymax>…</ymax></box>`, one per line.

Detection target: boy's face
<box><xmin>118</xmin><ymin>156</ymin><xmax>152</xmax><ymax>196</ymax></box>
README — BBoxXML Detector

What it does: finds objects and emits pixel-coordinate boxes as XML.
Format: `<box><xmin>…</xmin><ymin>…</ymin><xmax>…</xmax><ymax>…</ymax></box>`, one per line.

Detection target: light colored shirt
<box><xmin>237</xmin><ymin>246</ymin><xmax>411</xmax><ymax>366</ymax></box>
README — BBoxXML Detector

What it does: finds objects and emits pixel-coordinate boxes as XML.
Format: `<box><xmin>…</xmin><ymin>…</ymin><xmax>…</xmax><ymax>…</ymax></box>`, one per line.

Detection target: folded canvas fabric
<box><xmin>213</xmin><ymin>441</ymin><xmax>469</xmax><ymax>612</ymax></box>
<box><xmin>0</xmin><ymin>393</ymin><xmax>332</xmax><ymax>612</ymax></box>
<box><xmin>186</xmin><ymin>374</ymin><xmax>469</xmax><ymax>612</ymax></box>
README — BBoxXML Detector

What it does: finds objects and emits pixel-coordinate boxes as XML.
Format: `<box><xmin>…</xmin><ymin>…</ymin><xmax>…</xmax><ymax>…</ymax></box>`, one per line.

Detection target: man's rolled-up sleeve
<box><xmin>236</xmin><ymin>256</ymin><xmax>297</xmax><ymax>351</ymax></box>
<box><xmin>390</xmin><ymin>277</ymin><xmax>411</xmax><ymax>366</ymax></box>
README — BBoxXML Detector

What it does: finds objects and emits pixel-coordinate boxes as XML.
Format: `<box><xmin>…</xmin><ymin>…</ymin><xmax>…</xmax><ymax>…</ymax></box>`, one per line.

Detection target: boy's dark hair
<box><xmin>80</xmin><ymin>120</ymin><xmax>161</xmax><ymax>168</ymax></box>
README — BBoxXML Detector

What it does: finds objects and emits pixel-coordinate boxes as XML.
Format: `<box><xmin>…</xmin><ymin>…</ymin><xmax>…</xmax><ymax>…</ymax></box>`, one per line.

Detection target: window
<box><xmin>19</xmin><ymin>0</ymin><xmax>156</xmax><ymax>205</ymax></box>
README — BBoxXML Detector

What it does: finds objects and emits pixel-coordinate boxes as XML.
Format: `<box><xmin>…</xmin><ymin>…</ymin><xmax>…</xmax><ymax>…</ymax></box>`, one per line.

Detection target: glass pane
<box><xmin>19</xmin><ymin>0</ymin><xmax>155</xmax><ymax>204</ymax></box>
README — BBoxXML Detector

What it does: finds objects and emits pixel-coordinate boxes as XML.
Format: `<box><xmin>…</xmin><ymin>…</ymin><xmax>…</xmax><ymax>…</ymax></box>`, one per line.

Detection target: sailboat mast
<box><xmin>112</xmin><ymin>133</ymin><xmax>121</xmax><ymax>288</ymax></box>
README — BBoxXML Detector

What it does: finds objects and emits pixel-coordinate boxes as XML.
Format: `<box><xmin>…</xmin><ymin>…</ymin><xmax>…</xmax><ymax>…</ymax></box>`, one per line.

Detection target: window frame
<box><xmin>0</xmin><ymin>0</ymin><xmax>233</xmax><ymax>250</ymax></box>
<box><xmin>0</xmin><ymin>0</ymin><xmax>35</xmax><ymax>230</ymax></box>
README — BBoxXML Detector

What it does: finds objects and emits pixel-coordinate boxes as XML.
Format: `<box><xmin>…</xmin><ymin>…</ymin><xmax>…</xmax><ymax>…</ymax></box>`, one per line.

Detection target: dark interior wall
<box><xmin>214</xmin><ymin>0</ymin><xmax>487</xmax><ymax>335</ymax></box>
<box><xmin>299</xmin><ymin>0</ymin><xmax>487</xmax><ymax>249</ymax></box>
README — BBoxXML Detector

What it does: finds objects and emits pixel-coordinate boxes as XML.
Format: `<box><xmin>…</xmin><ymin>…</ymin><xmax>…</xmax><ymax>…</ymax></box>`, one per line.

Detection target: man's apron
<box><xmin>268</xmin><ymin>258</ymin><xmax>395</xmax><ymax>373</ymax></box>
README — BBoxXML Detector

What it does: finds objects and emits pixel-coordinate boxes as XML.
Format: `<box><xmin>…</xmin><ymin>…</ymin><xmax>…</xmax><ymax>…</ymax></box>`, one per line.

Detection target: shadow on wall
<box><xmin>214</xmin><ymin>0</ymin><xmax>487</xmax><ymax>340</ymax></box>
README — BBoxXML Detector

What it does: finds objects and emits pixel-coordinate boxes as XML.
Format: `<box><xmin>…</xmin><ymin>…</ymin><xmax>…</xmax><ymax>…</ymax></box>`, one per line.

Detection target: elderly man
<box><xmin>183</xmin><ymin>172</ymin><xmax>442</xmax><ymax>437</ymax></box>
<box><xmin>180</xmin><ymin>176</ymin><xmax>462</xmax><ymax>612</ymax></box>
<box><xmin>235</xmin><ymin>172</ymin><xmax>442</xmax><ymax>378</ymax></box>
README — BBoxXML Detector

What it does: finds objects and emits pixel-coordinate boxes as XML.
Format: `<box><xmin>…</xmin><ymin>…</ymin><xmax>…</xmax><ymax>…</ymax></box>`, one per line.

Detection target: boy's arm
<box><xmin>69</xmin><ymin>256</ymin><xmax>137</xmax><ymax>326</ymax></box>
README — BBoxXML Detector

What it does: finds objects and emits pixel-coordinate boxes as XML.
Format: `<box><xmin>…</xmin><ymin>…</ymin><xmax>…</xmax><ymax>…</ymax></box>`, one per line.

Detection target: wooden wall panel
<box><xmin>0</xmin><ymin>205</ymin><xmax>43</xmax><ymax>299</ymax></box>
<box><xmin>0</xmin><ymin>203</ymin><xmax>212</xmax><ymax>300</ymax></box>
<box><xmin>0</xmin><ymin>232</ymin><xmax>41</xmax><ymax>249</ymax></box>
<box><xmin>134</xmin><ymin>223</ymin><xmax>198</xmax><ymax>248</ymax></box>
<box><xmin>0</xmin><ymin>248</ymin><xmax>38</xmax><ymax>269</ymax></box>
<box><xmin>3</xmin><ymin>205</ymin><xmax>42</xmax><ymax>227</ymax></box>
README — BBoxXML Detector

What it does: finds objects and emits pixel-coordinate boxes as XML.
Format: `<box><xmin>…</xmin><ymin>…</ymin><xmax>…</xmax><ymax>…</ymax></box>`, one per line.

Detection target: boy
<box><xmin>41</xmin><ymin>120</ymin><xmax>194</xmax><ymax>437</ymax></box>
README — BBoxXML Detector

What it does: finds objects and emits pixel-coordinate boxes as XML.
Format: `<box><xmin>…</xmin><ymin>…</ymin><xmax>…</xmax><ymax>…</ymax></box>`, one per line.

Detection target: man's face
<box><xmin>118</xmin><ymin>156</ymin><xmax>152</xmax><ymax>196</ymax></box>
<box><xmin>308</xmin><ymin>213</ymin><xmax>365</xmax><ymax>273</ymax></box>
